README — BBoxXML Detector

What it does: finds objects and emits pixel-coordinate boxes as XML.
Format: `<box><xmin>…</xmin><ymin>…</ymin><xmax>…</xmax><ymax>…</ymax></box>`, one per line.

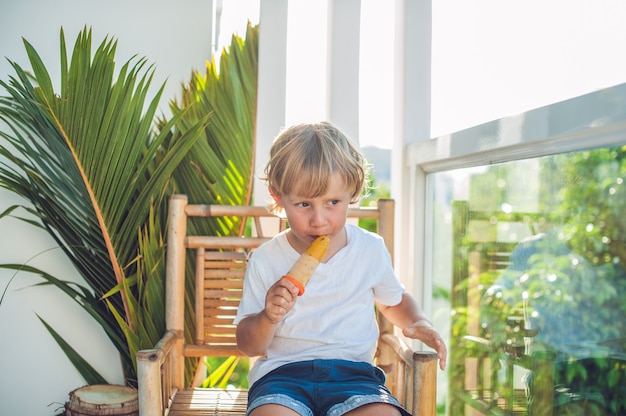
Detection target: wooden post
<box><xmin>137</xmin><ymin>330</ymin><xmax>178</xmax><ymax>415</ymax></box>
<box><xmin>412</xmin><ymin>351</ymin><xmax>438</xmax><ymax>416</ymax></box>
<box><xmin>137</xmin><ymin>348</ymin><xmax>164</xmax><ymax>416</ymax></box>
<box><xmin>166</xmin><ymin>194</ymin><xmax>188</xmax><ymax>390</ymax></box>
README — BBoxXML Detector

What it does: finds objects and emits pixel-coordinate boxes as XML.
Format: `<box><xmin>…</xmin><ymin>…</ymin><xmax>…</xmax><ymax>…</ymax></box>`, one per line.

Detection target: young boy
<box><xmin>235</xmin><ymin>122</ymin><xmax>447</xmax><ymax>416</ymax></box>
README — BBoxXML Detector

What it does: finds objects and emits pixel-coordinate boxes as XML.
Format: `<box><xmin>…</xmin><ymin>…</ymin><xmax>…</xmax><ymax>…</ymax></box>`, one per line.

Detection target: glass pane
<box><xmin>431</xmin><ymin>145</ymin><xmax>626</xmax><ymax>415</ymax></box>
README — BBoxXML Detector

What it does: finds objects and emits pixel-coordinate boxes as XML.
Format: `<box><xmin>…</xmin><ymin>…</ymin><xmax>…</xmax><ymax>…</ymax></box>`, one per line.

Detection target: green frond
<box><xmin>37</xmin><ymin>315</ymin><xmax>108</xmax><ymax>385</ymax></box>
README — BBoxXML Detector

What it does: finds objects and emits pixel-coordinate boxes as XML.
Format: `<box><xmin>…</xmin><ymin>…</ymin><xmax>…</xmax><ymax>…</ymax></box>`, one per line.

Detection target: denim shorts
<box><xmin>247</xmin><ymin>359</ymin><xmax>411</xmax><ymax>416</ymax></box>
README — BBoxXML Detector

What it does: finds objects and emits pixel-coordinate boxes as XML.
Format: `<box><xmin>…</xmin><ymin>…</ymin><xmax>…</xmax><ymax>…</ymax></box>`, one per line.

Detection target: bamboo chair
<box><xmin>137</xmin><ymin>194</ymin><xmax>438</xmax><ymax>415</ymax></box>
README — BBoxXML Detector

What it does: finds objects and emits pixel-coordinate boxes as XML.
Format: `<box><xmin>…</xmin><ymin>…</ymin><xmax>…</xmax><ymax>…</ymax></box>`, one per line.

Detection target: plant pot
<box><xmin>65</xmin><ymin>384</ymin><xmax>138</xmax><ymax>416</ymax></box>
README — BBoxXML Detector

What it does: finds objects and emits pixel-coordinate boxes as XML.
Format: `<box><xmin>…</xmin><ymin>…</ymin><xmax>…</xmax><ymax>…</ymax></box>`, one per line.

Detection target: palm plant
<box><xmin>0</xmin><ymin>23</ymin><xmax>258</xmax><ymax>386</ymax></box>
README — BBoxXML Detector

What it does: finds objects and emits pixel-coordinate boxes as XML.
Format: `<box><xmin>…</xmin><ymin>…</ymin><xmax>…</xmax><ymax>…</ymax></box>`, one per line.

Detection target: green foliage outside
<box><xmin>359</xmin><ymin>169</ymin><xmax>390</xmax><ymax>232</ymax></box>
<box><xmin>202</xmin><ymin>356</ymin><xmax>250</xmax><ymax>389</ymax></box>
<box><xmin>449</xmin><ymin>145</ymin><xmax>626</xmax><ymax>414</ymax></box>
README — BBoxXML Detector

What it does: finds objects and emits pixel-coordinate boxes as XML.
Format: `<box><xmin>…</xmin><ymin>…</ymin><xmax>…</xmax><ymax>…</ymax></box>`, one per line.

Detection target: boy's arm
<box><xmin>236</xmin><ymin>277</ymin><xmax>300</xmax><ymax>356</ymax></box>
<box><xmin>377</xmin><ymin>292</ymin><xmax>448</xmax><ymax>370</ymax></box>
<box><xmin>235</xmin><ymin>310</ymin><xmax>279</xmax><ymax>356</ymax></box>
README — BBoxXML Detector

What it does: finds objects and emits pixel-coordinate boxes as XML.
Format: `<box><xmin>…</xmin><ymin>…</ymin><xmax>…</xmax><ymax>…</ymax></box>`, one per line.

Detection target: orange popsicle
<box><xmin>282</xmin><ymin>236</ymin><xmax>329</xmax><ymax>295</ymax></box>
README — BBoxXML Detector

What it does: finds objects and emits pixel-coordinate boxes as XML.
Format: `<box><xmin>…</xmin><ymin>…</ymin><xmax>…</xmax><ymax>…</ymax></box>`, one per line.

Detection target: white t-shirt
<box><xmin>234</xmin><ymin>224</ymin><xmax>406</xmax><ymax>385</ymax></box>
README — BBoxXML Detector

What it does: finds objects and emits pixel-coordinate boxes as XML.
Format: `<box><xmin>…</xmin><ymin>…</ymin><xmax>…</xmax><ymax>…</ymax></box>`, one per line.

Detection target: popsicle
<box><xmin>282</xmin><ymin>235</ymin><xmax>329</xmax><ymax>295</ymax></box>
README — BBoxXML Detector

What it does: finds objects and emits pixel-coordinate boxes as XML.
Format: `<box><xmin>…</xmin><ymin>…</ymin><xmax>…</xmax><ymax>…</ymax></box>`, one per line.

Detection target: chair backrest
<box><xmin>165</xmin><ymin>194</ymin><xmax>397</xmax><ymax>381</ymax></box>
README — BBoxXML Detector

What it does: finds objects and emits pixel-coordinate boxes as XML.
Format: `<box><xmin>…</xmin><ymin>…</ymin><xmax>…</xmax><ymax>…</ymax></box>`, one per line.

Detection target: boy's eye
<box><xmin>297</xmin><ymin>202</ymin><xmax>310</xmax><ymax>208</ymax></box>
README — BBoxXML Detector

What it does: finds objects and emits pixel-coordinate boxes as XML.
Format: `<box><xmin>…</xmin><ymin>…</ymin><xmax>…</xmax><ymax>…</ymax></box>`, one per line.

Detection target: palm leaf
<box><xmin>201</xmin><ymin>356</ymin><xmax>240</xmax><ymax>389</ymax></box>
<box><xmin>166</xmin><ymin>21</ymin><xmax>258</xmax><ymax>215</ymax></box>
<box><xmin>37</xmin><ymin>315</ymin><xmax>108</xmax><ymax>385</ymax></box>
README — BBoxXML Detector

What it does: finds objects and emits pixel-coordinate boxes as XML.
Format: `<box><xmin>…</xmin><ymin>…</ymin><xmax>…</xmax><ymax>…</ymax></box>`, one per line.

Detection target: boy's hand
<box><xmin>263</xmin><ymin>278</ymin><xmax>300</xmax><ymax>323</ymax></box>
<box><xmin>403</xmin><ymin>321</ymin><xmax>448</xmax><ymax>370</ymax></box>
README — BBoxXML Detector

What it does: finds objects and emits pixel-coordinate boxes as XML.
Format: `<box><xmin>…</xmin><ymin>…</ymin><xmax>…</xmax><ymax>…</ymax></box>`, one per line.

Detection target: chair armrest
<box><xmin>137</xmin><ymin>330</ymin><xmax>178</xmax><ymax>416</ymax></box>
<box><xmin>379</xmin><ymin>333</ymin><xmax>438</xmax><ymax>416</ymax></box>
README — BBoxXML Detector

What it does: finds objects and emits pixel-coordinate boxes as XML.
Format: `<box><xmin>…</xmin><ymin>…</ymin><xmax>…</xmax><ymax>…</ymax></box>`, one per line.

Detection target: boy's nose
<box><xmin>310</xmin><ymin>208</ymin><xmax>326</xmax><ymax>226</ymax></box>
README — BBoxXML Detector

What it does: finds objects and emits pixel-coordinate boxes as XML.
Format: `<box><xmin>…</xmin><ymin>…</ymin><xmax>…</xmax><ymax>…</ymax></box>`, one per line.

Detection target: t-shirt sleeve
<box><xmin>370</xmin><ymin>234</ymin><xmax>406</xmax><ymax>307</ymax></box>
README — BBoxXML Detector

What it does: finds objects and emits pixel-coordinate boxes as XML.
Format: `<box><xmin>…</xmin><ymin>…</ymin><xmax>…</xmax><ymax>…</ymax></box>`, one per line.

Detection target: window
<box><xmin>407</xmin><ymin>83</ymin><xmax>626</xmax><ymax>415</ymax></box>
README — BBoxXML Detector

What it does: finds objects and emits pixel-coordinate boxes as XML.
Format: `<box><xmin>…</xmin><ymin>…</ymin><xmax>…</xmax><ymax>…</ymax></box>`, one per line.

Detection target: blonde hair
<box><xmin>263</xmin><ymin>122</ymin><xmax>370</xmax><ymax>211</ymax></box>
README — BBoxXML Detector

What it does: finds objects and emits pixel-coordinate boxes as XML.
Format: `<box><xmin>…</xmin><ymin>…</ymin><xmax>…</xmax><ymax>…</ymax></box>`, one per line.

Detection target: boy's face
<box><xmin>274</xmin><ymin>172</ymin><xmax>352</xmax><ymax>256</ymax></box>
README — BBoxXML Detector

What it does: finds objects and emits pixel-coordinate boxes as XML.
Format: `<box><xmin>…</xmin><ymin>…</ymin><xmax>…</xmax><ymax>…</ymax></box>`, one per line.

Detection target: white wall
<box><xmin>0</xmin><ymin>1</ymin><xmax>218</xmax><ymax>414</ymax></box>
<box><xmin>0</xmin><ymin>191</ymin><xmax>125</xmax><ymax>414</ymax></box>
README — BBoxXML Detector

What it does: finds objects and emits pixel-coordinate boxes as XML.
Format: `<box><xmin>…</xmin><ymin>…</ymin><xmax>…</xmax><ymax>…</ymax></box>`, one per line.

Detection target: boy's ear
<box><xmin>269</xmin><ymin>188</ymin><xmax>283</xmax><ymax>206</ymax></box>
